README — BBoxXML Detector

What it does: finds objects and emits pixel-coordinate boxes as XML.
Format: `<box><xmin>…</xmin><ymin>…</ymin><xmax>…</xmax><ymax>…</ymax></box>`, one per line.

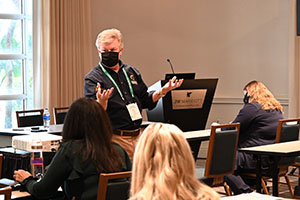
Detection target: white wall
<box><xmin>89</xmin><ymin>0</ymin><xmax>291</xmax><ymax>126</ymax></box>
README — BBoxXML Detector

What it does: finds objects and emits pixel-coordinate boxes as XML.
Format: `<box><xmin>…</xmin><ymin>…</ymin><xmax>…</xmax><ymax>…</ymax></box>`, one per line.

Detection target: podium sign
<box><xmin>171</xmin><ymin>89</ymin><xmax>207</xmax><ymax>110</ymax></box>
<box><xmin>147</xmin><ymin>79</ymin><xmax>218</xmax><ymax>132</ymax></box>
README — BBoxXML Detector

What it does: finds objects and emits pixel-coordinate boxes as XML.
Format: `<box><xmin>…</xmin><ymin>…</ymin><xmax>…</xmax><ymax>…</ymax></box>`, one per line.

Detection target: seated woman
<box><xmin>224</xmin><ymin>80</ymin><xmax>283</xmax><ymax>194</ymax></box>
<box><xmin>129</xmin><ymin>123</ymin><xmax>219</xmax><ymax>200</ymax></box>
<box><xmin>14</xmin><ymin>98</ymin><xmax>132</xmax><ymax>199</ymax></box>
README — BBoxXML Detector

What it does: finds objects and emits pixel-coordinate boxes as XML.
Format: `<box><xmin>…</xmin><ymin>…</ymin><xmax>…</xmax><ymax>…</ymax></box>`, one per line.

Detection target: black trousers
<box><xmin>225</xmin><ymin>173</ymin><xmax>254</xmax><ymax>195</ymax></box>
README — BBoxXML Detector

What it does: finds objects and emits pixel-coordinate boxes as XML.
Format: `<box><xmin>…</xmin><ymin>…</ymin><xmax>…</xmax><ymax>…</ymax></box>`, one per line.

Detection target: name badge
<box><xmin>126</xmin><ymin>103</ymin><xmax>142</xmax><ymax>121</ymax></box>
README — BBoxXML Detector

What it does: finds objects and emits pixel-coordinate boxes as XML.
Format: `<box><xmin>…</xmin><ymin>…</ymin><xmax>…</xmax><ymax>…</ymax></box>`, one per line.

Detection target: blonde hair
<box><xmin>130</xmin><ymin>123</ymin><xmax>219</xmax><ymax>200</ymax></box>
<box><xmin>95</xmin><ymin>28</ymin><xmax>124</xmax><ymax>50</ymax></box>
<box><xmin>244</xmin><ymin>80</ymin><xmax>283</xmax><ymax>112</ymax></box>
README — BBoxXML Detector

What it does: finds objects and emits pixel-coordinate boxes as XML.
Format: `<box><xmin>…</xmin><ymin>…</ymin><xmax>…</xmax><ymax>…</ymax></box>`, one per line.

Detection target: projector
<box><xmin>12</xmin><ymin>133</ymin><xmax>62</xmax><ymax>152</ymax></box>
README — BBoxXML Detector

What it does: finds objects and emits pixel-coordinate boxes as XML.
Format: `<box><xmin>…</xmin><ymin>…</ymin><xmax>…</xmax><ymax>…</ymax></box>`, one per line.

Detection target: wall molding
<box><xmin>213</xmin><ymin>97</ymin><xmax>289</xmax><ymax>106</ymax></box>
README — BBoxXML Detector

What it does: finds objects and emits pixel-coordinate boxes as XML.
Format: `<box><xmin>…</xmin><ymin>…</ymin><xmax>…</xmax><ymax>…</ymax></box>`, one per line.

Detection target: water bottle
<box><xmin>43</xmin><ymin>108</ymin><xmax>50</xmax><ymax>129</ymax></box>
<box><xmin>31</xmin><ymin>140</ymin><xmax>44</xmax><ymax>179</ymax></box>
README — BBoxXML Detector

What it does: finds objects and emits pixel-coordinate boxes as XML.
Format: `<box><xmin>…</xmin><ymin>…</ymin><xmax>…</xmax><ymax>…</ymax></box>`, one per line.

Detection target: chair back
<box><xmin>16</xmin><ymin>109</ymin><xmax>44</xmax><ymax>127</ymax></box>
<box><xmin>275</xmin><ymin>118</ymin><xmax>300</xmax><ymax>143</ymax></box>
<box><xmin>0</xmin><ymin>187</ymin><xmax>11</xmax><ymax>200</ymax></box>
<box><xmin>0</xmin><ymin>154</ymin><xmax>2</xmax><ymax>178</ymax></box>
<box><xmin>97</xmin><ymin>171</ymin><xmax>131</xmax><ymax>200</ymax></box>
<box><xmin>275</xmin><ymin>118</ymin><xmax>300</xmax><ymax>166</ymax></box>
<box><xmin>204</xmin><ymin>123</ymin><xmax>240</xmax><ymax>178</ymax></box>
<box><xmin>53</xmin><ymin>107</ymin><xmax>69</xmax><ymax>124</ymax></box>
<box><xmin>0</xmin><ymin>154</ymin><xmax>12</xmax><ymax>200</ymax></box>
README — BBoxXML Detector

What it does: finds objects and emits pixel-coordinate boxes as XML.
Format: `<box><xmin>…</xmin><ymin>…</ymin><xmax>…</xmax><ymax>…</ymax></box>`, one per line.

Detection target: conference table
<box><xmin>0</xmin><ymin>123</ymin><xmax>211</xmax><ymax>146</ymax></box>
<box><xmin>0</xmin><ymin>124</ymin><xmax>211</xmax><ymax>199</ymax></box>
<box><xmin>0</xmin><ymin>190</ymin><xmax>29</xmax><ymax>200</ymax></box>
<box><xmin>0</xmin><ymin>124</ymin><xmax>63</xmax><ymax>136</ymax></box>
<box><xmin>0</xmin><ymin>123</ymin><xmax>211</xmax><ymax>167</ymax></box>
<box><xmin>240</xmin><ymin>140</ymin><xmax>300</xmax><ymax>196</ymax></box>
<box><xmin>0</xmin><ymin>125</ymin><xmax>63</xmax><ymax>147</ymax></box>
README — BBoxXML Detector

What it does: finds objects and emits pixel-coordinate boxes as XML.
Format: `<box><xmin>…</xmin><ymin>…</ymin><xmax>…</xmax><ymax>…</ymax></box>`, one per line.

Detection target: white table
<box><xmin>0</xmin><ymin>126</ymin><xmax>212</xmax><ymax>199</ymax></box>
<box><xmin>221</xmin><ymin>192</ymin><xmax>284</xmax><ymax>199</ymax></box>
<box><xmin>0</xmin><ymin>124</ymin><xmax>63</xmax><ymax>147</ymax></box>
<box><xmin>240</xmin><ymin>140</ymin><xmax>300</xmax><ymax>196</ymax></box>
<box><xmin>0</xmin><ymin>190</ymin><xmax>30</xmax><ymax>200</ymax></box>
<box><xmin>182</xmin><ymin>129</ymin><xmax>211</xmax><ymax>141</ymax></box>
<box><xmin>0</xmin><ymin>124</ymin><xmax>211</xmax><ymax>147</ymax></box>
<box><xmin>181</xmin><ymin>129</ymin><xmax>211</xmax><ymax>161</ymax></box>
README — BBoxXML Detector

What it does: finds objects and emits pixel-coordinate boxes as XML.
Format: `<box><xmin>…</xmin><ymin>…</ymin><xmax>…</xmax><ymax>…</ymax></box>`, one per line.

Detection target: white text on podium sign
<box><xmin>171</xmin><ymin>89</ymin><xmax>207</xmax><ymax>110</ymax></box>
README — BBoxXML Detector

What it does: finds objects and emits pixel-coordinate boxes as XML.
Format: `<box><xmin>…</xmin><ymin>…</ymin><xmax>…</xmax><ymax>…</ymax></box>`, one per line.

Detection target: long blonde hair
<box><xmin>244</xmin><ymin>80</ymin><xmax>283</xmax><ymax>112</ymax></box>
<box><xmin>130</xmin><ymin>123</ymin><xmax>219</xmax><ymax>200</ymax></box>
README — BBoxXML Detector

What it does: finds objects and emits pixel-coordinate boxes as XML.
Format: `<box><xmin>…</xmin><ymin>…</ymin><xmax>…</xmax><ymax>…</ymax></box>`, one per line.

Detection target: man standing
<box><xmin>84</xmin><ymin>28</ymin><xmax>183</xmax><ymax>159</ymax></box>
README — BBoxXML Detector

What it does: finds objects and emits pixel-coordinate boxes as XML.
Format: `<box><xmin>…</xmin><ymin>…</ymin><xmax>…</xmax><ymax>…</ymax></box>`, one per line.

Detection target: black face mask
<box><xmin>101</xmin><ymin>52</ymin><xmax>119</xmax><ymax>67</ymax></box>
<box><xmin>243</xmin><ymin>92</ymin><xmax>250</xmax><ymax>104</ymax></box>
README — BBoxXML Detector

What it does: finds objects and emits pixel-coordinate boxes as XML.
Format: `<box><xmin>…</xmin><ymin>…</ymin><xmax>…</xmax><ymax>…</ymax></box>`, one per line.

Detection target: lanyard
<box><xmin>99</xmin><ymin>62</ymin><xmax>135</xmax><ymax>101</ymax></box>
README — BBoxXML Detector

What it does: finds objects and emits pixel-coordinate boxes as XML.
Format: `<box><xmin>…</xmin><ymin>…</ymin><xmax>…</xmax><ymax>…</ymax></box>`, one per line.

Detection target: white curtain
<box><xmin>288</xmin><ymin>0</ymin><xmax>300</xmax><ymax>117</ymax></box>
<box><xmin>40</xmin><ymin>0</ymin><xmax>93</xmax><ymax>122</ymax></box>
<box><xmin>33</xmin><ymin>0</ymin><xmax>41</xmax><ymax>108</ymax></box>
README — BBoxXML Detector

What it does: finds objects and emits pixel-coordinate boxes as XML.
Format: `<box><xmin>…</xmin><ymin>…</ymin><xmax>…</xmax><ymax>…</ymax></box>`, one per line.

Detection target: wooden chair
<box><xmin>0</xmin><ymin>154</ymin><xmax>2</xmax><ymax>179</ymax></box>
<box><xmin>53</xmin><ymin>107</ymin><xmax>68</xmax><ymax>124</ymax></box>
<box><xmin>289</xmin><ymin>156</ymin><xmax>300</xmax><ymax>184</ymax></box>
<box><xmin>0</xmin><ymin>154</ymin><xmax>12</xmax><ymax>200</ymax></box>
<box><xmin>241</xmin><ymin>118</ymin><xmax>300</xmax><ymax>197</ymax></box>
<box><xmin>97</xmin><ymin>171</ymin><xmax>131</xmax><ymax>200</ymax></box>
<box><xmin>283</xmin><ymin>118</ymin><xmax>300</xmax><ymax>198</ymax></box>
<box><xmin>289</xmin><ymin>155</ymin><xmax>300</xmax><ymax>199</ymax></box>
<box><xmin>16</xmin><ymin>109</ymin><xmax>44</xmax><ymax>127</ymax></box>
<box><xmin>295</xmin><ymin>185</ymin><xmax>300</xmax><ymax>199</ymax></box>
<box><xmin>196</xmin><ymin>123</ymin><xmax>240</xmax><ymax>196</ymax></box>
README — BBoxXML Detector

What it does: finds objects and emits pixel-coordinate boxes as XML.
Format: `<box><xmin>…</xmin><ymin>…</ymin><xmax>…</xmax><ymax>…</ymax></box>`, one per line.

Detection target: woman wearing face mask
<box><xmin>224</xmin><ymin>80</ymin><xmax>283</xmax><ymax>195</ymax></box>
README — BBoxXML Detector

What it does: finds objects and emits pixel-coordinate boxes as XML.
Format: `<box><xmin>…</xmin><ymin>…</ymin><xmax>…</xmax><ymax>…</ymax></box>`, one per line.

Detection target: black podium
<box><xmin>147</xmin><ymin>79</ymin><xmax>218</xmax><ymax>131</ymax></box>
<box><xmin>146</xmin><ymin>78</ymin><xmax>218</xmax><ymax>160</ymax></box>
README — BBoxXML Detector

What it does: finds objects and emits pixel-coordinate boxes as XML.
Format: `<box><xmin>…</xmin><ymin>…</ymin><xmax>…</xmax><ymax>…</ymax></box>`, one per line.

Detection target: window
<box><xmin>0</xmin><ymin>0</ymin><xmax>33</xmax><ymax>128</ymax></box>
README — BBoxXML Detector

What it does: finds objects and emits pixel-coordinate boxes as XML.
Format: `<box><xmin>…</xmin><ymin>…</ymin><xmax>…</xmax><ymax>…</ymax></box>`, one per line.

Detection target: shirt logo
<box><xmin>130</xmin><ymin>74</ymin><xmax>138</xmax><ymax>85</ymax></box>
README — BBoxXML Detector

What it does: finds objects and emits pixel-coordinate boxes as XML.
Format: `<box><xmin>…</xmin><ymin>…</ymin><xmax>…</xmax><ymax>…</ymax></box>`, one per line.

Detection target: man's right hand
<box><xmin>96</xmin><ymin>83</ymin><xmax>114</xmax><ymax>110</ymax></box>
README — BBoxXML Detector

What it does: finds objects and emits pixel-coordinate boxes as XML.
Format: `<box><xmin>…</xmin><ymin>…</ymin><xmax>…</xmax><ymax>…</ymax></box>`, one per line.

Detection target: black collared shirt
<box><xmin>84</xmin><ymin>61</ymin><xmax>157</xmax><ymax>130</ymax></box>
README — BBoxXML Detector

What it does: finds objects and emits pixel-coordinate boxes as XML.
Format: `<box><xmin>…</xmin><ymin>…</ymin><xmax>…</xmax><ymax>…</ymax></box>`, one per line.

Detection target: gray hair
<box><xmin>95</xmin><ymin>28</ymin><xmax>124</xmax><ymax>50</ymax></box>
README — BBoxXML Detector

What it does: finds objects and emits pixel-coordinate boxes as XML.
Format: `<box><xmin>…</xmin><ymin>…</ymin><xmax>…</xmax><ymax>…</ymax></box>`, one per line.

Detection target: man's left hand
<box><xmin>162</xmin><ymin>76</ymin><xmax>183</xmax><ymax>94</ymax></box>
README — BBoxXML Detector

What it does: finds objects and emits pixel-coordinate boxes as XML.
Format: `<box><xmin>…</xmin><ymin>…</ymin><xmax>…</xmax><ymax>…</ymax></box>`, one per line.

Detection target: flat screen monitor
<box><xmin>165</xmin><ymin>73</ymin><xmax>195</xmax><ymax>80</ymax></box>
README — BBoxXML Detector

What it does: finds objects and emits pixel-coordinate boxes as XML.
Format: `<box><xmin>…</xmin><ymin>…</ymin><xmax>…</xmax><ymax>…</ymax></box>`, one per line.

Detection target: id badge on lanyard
<box><xmin>126</xmin><ymin>103</ymin><xmax>142</xmax><ymax>121</ymax></box>
<box><xmin>99</xmin><ymin>63</ymin><xmax>142</xmax><ymax>121</ymax></box>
